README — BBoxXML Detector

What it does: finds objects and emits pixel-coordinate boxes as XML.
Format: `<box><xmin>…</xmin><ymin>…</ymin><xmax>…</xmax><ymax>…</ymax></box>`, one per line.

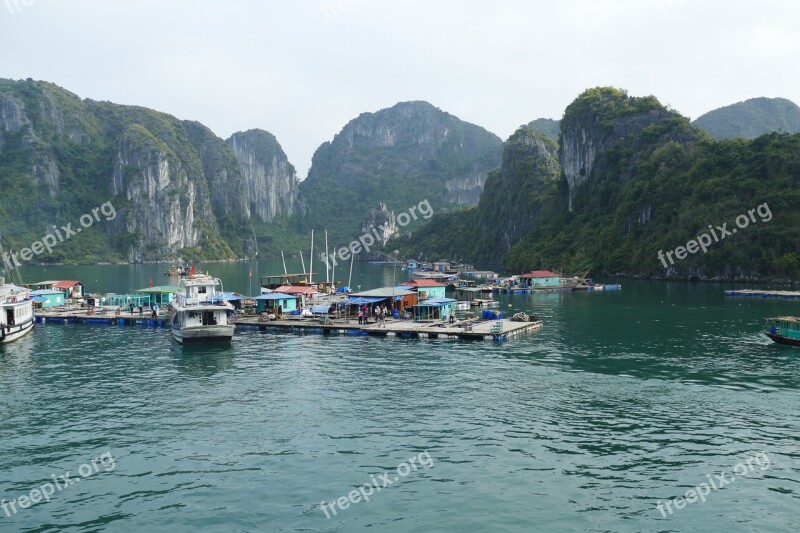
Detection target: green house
<box><xmin>253</xmin><ymin>293</ymin><xmax>299</xmax><ymax>313</ymax></box>
<box><xmin>414</xmin><ymin>297</ymin><xmax>457</xmax><ymax>322</ymax></box>
<box><xmin>520</xmin><ymin>270</ymin><xmax>560</xmax><ymax>288</ymax></box>
<box><xmin>30</xmin><ymin>289</ymin><xmax>65</xmax><ymax>308</ymax></box>
<box><xmin>400</xmin><ymin>279</ymin><xmax>447</xmax><ymax>300</ymax></box>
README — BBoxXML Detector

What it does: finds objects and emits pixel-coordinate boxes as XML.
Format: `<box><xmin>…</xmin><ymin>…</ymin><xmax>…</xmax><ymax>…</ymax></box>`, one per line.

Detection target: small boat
<box><xmin>169</xmin><ymin>274</ymin><xmax>235</xmax><ymax>344</ymax></box>
<box><xmin>164</xmin><ymin>264</ymin><xmax>191</xmax><ymax>278</ymax></box>
<box><xmin>0</xmin><ymin>277</ymin><xmax>35</xmax><ymax>344</ymax></box>
<box><xmin>764</xmin><ymin>316</ymin><xmax>800</xmax><ymax>346</ymax></box>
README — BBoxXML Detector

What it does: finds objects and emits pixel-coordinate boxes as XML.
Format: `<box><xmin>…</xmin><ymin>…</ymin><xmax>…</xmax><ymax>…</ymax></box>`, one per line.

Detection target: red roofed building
<box><xmin>400</xmin><ymin>279</ymin><xmax>447</xmax><ymax>299</ymax></box>
<box><xmin>519</xmin><ymin>270</ymin><xmax>560</xmax><ymax>288</ymax></box>
<box><xmin>275</xmin><ymin>285</ymin><xmax>319</xmax><ymax>307</ymax></box>
<box><xmin>51</xmin><ymin>280</ymin><xmax>85</xmax><ymax>299</ymax></box>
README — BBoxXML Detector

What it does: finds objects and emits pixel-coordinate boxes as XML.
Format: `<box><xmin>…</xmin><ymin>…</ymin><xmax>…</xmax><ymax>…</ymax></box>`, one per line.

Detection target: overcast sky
<box><xmin>1</xmin><ymin>0</ymin><xmax>798</xmax><ymax>178</ymax></box>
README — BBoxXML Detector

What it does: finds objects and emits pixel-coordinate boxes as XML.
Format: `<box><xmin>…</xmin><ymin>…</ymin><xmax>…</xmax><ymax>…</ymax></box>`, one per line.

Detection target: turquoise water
<box><xmin>1</xmin><ymin>265</ymin><xmax>799</xmax><ymax>532</ymax></box>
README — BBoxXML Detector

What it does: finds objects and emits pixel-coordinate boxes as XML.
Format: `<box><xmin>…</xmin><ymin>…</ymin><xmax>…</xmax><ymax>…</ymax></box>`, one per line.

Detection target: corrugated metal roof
<box><xmin>52</xmin><ymin>280</ymin><xmax>82</xmax><ymax>288</ymax></box>
<box><xmin>351</xmin><ymin>287</ymin><xmax>415</xmax><ymax>298</ymax></box>
<box><xmin>134</xmin><ymin>285</ymin><xmax>181</xmax><ymax>293</ymax></box>
<box><xmin>400</xmin><ymin>279</ymin><xmax>446</xmax><ymax>287</ymax></box>
<box><xmin>520</xmin><ymin>270</ymin><xmax>560</xmax><ymax>278</ymax></box>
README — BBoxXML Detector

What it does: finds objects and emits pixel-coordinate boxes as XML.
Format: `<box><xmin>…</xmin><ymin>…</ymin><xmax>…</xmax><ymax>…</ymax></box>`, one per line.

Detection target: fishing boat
<box><xmin>764</xmin><ymin>316</ymin><xmax>800</xmax><ymax>346</ymax></box>
<box><xmin>164</xmin><ymin>264</ymin><xmax>191</xmax><ymax>278</ymax></box>
<box><xmin>0</xmin><ymin>277</ymin><xmax>35</xmax><ymax>344</ymax></box>
<box><xmin>169</xmin><ymin>274</ymin><xmax>235</xmax><ymax>344</ymax></box>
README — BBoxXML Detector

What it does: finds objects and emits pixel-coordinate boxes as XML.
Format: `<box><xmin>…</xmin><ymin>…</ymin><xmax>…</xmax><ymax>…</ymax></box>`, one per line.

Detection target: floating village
<box><xmin>1</xmin><ymin>251</ymin><xmax>629</xmax><ymax>345</ymax></box>
<box><xmin>5</xmin><ymin>253</ymin><xmax>800</xmax><ymax>346</ymax></box>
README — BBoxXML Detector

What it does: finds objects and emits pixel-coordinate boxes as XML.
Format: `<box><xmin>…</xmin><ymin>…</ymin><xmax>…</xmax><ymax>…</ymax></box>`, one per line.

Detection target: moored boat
<box><xmin>764</xmin><ymin>316</ymin><xmax>800</xmax><ymax>346</ymax></box>
<box><xmin>0</xmin><ymin>278</ymin><xmax>35</xmax><ymax>344</ymax></box>
<box><xmin>169</xmin><ymin>274</ymin><xmax>235</xmax><ymax>344</ymax></box>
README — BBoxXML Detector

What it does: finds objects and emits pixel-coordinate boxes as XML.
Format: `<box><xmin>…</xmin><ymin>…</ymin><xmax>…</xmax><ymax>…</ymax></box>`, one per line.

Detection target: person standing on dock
<box><xmin>358</xmin><ymin>307</ymin><xmax>363</xmax><ymax>325</ymax></box>
<box><xmin>379</xmin><ymin>307</ymin><xmax>386</xmax><ymax>328</ymax></box>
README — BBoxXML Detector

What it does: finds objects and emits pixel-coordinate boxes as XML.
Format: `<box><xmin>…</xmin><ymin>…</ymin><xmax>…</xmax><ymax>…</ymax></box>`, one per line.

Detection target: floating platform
<box><xmin>35</xmin><ymin>309</ymin><xmax>169</xmax><ymax>327</ymax></box>
<box><xmin>33</xmin><ymin>309</ymin><xmax>542</xmax><ymax>342</ymax></box>
<box><xmin>236</xmin><ymin>316</ymin><xmax>542</xmax><ymax>342</ymax></box>
<box><xmin>725</xmin><ymin>289</ymin><xmax>800</xmax><ymax>299</ymax></box>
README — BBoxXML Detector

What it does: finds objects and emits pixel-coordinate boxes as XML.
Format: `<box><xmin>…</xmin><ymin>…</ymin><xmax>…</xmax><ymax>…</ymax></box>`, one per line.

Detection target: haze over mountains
<box><xmin>2</xmin><ymin>77</ymin><xmax>799</xmax><ymax>279</ymax></box>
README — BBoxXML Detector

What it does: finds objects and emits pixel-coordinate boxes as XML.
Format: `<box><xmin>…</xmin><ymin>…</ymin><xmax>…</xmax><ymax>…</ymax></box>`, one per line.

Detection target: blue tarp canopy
<box><xmin>311</xmin><ymin>304</ymin><xmax>332</xmax><ymax>314</ymax></box>
<box><xmin>340</xmin><ymin>297</ymin><xmax>384</xmax><ymax>306</ymax></box>
<box><xmin>251</xmin><ymin>293</ymin><xmax>296</xmax><ymax>300</ymax></box>
<box><xmin>335</xmin><ymin>286</ymin><xmax>350</xmax><ymax>293</ymax></box>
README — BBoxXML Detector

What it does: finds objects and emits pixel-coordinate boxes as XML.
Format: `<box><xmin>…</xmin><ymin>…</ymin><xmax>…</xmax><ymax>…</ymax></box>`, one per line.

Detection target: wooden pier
<box><xmin>34</xmin><ymin>309</ymin><xmax>542</xmax><ymax>342</ymax></box>
<box><xmin>725</xmin><ymin>289</ymin><xmax>800</xmax><ymax>299</ymax></box>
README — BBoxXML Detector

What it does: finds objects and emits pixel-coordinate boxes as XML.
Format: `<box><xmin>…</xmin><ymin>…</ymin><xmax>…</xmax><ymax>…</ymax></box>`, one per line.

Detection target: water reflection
<box><xmin>170</xmin><ymin>342</ymin><xmax>235</xmax><ymax>376</ymax></box>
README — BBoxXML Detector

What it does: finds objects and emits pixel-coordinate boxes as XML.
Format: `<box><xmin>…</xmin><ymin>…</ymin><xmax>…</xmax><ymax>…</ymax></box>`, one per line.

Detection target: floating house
<box><xmin>274</xmin><ymin>285</ymin><xmax>319</xmax><ymax>308</ymax></box>
<box><xmin>29</xmin><ymin>289</ymin><xmax>65</xmax><ymax>308</ymax></box>
<box><xmin>252</xmin><ymin>293</ymin><xmax>299</xmax><ymax>313</ymax></box>
<box><xmin>414</xmin><ymin>297</ymin><xmax>457</xmax><ymax>322</ymax></box>
<box><xmin>520</xmin><ymin>270</ymin><xmax>560</xmax><ymax>288</ymax></box>
<box><xmin>101</xmin><ymin>294</ymin><xmax>150</xmax><ymax>309</ymax></box>
<box><xmin>400</xmin><ymin>279</ymin><xmax>447</xmax><ymax>300</ymax></box>
<box><xmin>133</xmin><ymin>285</ymin><xmax>180</xmax><ymax>306</ymax></box>
<box><xmin>350</xmin><ymin>287</ymin><xmax>417</xmax><ymax>311</ymax></box>
<box><xmin>53</xmin><ymin>280</ymin><xmax>85</xmax><ymax>299</ymax></box>
<box><xmin>30</xmin><ymin>280</ymin><xmax>85</xmax><ymax>300</ymax></box>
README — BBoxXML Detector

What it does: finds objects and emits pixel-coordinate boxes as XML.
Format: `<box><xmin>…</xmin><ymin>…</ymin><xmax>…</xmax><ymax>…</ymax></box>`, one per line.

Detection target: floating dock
<box><xmin>34</xmin><ymin>310</ymin><xmax>542</xmax><ymax>342</ymax></box>
<box><xmin>725</xmin><ymin>289</ymin><xmax>800</xmax><ymax>299</ymax></box>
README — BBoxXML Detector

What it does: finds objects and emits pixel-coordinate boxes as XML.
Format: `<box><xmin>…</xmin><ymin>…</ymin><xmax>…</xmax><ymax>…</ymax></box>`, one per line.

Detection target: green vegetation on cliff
<box><xmin>297</xmin><ymin>101</ymin><xmax>503</xmax><ymax>244</ymax></box>
<box><xmin>693</xmin><ymin>97</ymin><xmax>800</xmax><ymax>140</ymax></box>
<box><xmin>401</xmin><ymin>88</ymin><xmax>800</xmax><ymax>280</ymax></box>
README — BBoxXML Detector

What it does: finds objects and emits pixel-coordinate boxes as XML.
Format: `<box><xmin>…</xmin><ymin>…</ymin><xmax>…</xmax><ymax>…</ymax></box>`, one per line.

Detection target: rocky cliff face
<box><xmin>227</xmin><ymin>129</ymin><xmax>299</xmax><ymax>222</ymax></box>
<box><xmin>559</xmin><ymin>88</ymin><xmax>686</xmax><ymax>210</ymax></box>
<box><xmin>475</xmin><ymin>126</ymin><xmax>561</xmax><ymax>256</ymax></box>
<box><xmin>361</xmin><ymin>202</ymin><xmax>398</xmax><ymax>244</ymax></box>
<box><xmin>0</xmin><ymin>78</ymin><xmax>301</xmax><ymax>263</ymax></box>
<box><xmin>298</xmin><ymin>100</ymin><xmax>503</xmax><ymax>243</ymax></box>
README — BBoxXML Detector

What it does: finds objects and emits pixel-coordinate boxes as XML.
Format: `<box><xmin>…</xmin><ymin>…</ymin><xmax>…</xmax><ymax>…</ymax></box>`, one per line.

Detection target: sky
<box><xmin>1</xmin><ymin>0</ymin><xmax>798</xmax><ymax>179</ymax></box>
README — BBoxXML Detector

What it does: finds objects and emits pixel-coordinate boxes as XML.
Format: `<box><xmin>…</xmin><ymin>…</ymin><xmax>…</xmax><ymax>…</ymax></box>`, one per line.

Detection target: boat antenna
<box><xmin>299</xmin><ymin>250</ymin><xmax>307</xmax><ymax>280</ymax></box>
<box><xmin>348</xmin><ymin>248</ymin><xmax>354</xmax><ymax>293</ymax></box>
<box><xmin>324</xmin><ymin>229</ymin><xmax>329</xmax><ymax>284</ymax></box>
<box><xmin>309</xmin><ymin>230</ymin><xmax>314</xmax><ymax>285</ymax></box>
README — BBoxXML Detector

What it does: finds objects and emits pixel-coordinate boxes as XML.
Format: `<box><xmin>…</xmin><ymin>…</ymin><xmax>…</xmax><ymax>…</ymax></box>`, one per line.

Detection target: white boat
<box><xmin>0</xmin><ymin>277</ymin><xmax>35</xmax><ymax>344</ymax></box>
<box><xmin>169</xmin><ymin>274</ymin><xmax>235</xmax><ymax>344</ymax></box>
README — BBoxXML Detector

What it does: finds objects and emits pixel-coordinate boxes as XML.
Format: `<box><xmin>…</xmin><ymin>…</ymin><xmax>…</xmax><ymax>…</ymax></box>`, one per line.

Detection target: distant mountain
<box><xmin>296</xmin><ymin>101</ymin><xmax>503</xmax><ymax>243</ymax></box>
<box><xmin>401</xmin><ymin>87</ymin><xmax>800</xmax><ymax>281</ymax></box>
<box><xmin>693</xmin><ymin>97</ymin><xmax>800</xmax><ymax>139</ymax></box>
<box><xmin>527</xmin><ymin>118</ymin><xmax>560</xmax><ymax>141</ymax></box>
<box><xmin>0</xmin><ymin>78</ymin><xmax>297</xmax><ymax>263</ymax></box>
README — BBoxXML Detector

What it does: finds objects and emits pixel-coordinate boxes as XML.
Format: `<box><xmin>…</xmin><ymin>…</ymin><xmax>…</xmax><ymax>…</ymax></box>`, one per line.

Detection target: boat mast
<box><xmin>281</xmin><ymin>250</ymin><xmax>288</xmax><ymax>278</ymax></box>
<box><xmin>324</xmin><ymin>229</ymin><xmax>330</xmax><ymax>284</ymax></box>
<box><xmin>309</xmin><ymin>230</ymin><xmax>314</xmax><ymax>285</ymax></box>
<box><xmin>348</xmin><ymin>249</ymin><xmax>354</xmax><ymax>293</ymax></box>
<box><xmin>331</xmin><ymin>243</ymin><xmax>336</xmax><ymax>290</ymax></box>
<box><xmin>299</xmin><ymin>251</ymin><xmax>307</xmax><ymax>280</ymax></box>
